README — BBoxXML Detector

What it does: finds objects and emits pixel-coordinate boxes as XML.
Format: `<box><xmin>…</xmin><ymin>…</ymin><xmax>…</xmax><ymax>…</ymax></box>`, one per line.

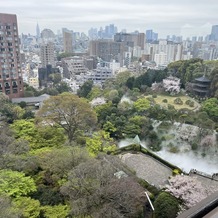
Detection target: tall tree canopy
<box><xmin>0</xmin><ymin>170</ymin><xmax>36</xmax><ymax>197</ymax></box>
<box><xmin>36</xmin><ymin>93</ymin><xmax>97</xmax><ymax>142</ymax></box>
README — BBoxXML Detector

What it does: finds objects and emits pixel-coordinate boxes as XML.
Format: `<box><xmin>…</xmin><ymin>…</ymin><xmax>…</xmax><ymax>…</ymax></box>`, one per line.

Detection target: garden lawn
<box><xmin>146</xmin><ymin>95</ymin><xmax>200</xmax><ymax>110</ymax></box>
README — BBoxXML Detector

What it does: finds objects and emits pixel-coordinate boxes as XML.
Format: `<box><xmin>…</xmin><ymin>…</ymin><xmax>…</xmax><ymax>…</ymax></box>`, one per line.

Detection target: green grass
<box><xmin>146</xmin><ymin>95</ymin><xmax>200</xmax><ymax>110</ymax></box>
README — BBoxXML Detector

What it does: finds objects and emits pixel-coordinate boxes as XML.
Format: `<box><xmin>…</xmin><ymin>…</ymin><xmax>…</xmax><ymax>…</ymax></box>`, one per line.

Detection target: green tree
<box><xmin>94</xmin><ymin>102</ymin><xmax>114</xmax><ymax>124</ymax></box>
<box><xmin>49</xmin><ymin>73</ymin><xmax>62</xmax><ymax>85</ymax></box>
<box><xmin>202</xmin><ymin>98</ymin><xmax>218</xmax><ymax>122</ymax></box>
<box><xmin>128</xmin><ymin>115</ymin><xmax>152</xmax><ymax>138</ymax></box>
<box><xmin>209</xmin><ymin>67</ymin><xmax>218</xmax><ymax>97</ymax></box>
<box><xmin>11</xmin><ymin>119</ymin><xmax>65</xmax><ymax>149</ymax></box>
<box><xmin>0</xmin><ymin>169</ymin><xmax>36</xmax><ymax>197</ymax></box>
<box><xmin>36</xmin><ymin>146</ymin><xmax>90</xmax><ymax>180</ymax></box>
<box><xmin>37</xmin><ymin>93</ymin><xmax>97</xmax><ymax>142</ymax></box>
<box><xmin>0</xmin><ymin>94</ymin><xmax>24</xmax><ymax>123</ymax></box>
<box><xmin>87</xmin><ymin>86</ymin><xmax>102</xmax><ymax>100</ymax></box>
<box><xmin>154</xmin><ymin>192</ymin><xmax>179</xmax><ymax>218</ymax></box>
<box><xmin>103</xmin><ymin>121</ymin><xmax>117</xmax><ymax>137</ymax></box>
<box><xmin>107</xmin><ymin>89</ymin><xmax>119</xmax><ymax>102</ymax></box>
<box><xmin>57</xmin><ymin>52</ymin><xmax>73</xmax><ymax>61</ymax></box>
<box><xmin>77</xmin><ymin>80</ymin><xmax>93</xmax><ymax>98</ymax></box>
<box><xmin>86</xmin><ymin>131</ymin><xmax>116</xmax><ymax>156</ymax></box>
<box><xmin>55</xmin><ymin>82</ymin><xmax>71</xmax><ymax>93</ymax></box>
<box><xmin>126</xmin><ymin>76</ymin><xmax>135</xmax><ymax>89</ymax></box>
<box><xmin>133</xmin><ymin>98</ymin><xmax>150</xmax><ymax>113</ymax></box>
<box><xmin>12</xmin><ymin>197</ymin><xmax>40</xmax><ymax>218</ymax></box>
<box><xmin>114</xmin><ymin>71</ymin><xmax>132</xmax><ymax>87</ymax></box>
<box><xmin>41</xmin><ymin>204</ymin><xmax>70</xmax><ymax>218</ymax></box>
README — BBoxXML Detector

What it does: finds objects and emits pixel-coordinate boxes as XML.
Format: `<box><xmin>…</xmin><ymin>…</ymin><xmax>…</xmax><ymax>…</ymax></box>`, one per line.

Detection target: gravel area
<box><xmin>120</xmin><ymin>153</ymin><xmax>172</xmax><ymax>188</ymax></box>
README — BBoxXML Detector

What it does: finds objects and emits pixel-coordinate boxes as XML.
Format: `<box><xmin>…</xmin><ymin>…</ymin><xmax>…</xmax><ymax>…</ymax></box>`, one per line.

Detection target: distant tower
<box><xmin>36</xmin><ymin>22</ymin><xmax>40</xmax><ymax>39</ymax></box>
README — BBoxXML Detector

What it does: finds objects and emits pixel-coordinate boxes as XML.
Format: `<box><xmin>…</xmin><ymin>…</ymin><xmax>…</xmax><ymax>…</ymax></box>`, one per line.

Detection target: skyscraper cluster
<box><xmin>88</xmin><ymin>24</ymin><xmax>118</xmax><ymax>40</ymax></box>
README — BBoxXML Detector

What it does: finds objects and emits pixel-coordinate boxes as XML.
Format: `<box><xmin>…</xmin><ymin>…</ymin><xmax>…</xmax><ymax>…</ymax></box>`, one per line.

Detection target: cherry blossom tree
<box><xmin>165</xmin><ymin>175</ymin><xmax>216</xmax><ymax>209</ymax></box>
<box><xmin>162</xmin><ymin>76</ymin><xmax>181</xmax><ymax>94</ymax></box>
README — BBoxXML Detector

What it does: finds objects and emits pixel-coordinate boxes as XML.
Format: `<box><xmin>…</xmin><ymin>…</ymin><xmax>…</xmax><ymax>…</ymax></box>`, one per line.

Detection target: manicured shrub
<box><xmin>154</xmin><ymin>192</ymin><xmax>180</xmax><ymax>218</ymax></box>
<box><xmin>174</xmin><ymin>97</ymin><xmax>183</xmax><ymax>105</ymax></box>
<box><xmin>189</xmin><ymin>101</ymin><xmax>194</xmax><ymax>107</ymax></box>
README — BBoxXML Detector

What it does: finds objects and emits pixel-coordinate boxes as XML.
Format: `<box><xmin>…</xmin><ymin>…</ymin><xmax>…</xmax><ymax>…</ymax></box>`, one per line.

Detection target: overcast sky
<box><xmin>1</xmin><ymin>0</ymin><xmax>217</xmax><ymax>38</ymax></box>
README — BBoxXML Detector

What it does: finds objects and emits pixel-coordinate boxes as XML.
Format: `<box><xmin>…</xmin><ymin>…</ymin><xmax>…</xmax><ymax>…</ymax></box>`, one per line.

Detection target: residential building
<box><xmin>105</xmin><ymin>60</ymin><xmax>120</xmax><ymax>74</ymax></box>
<box><xmin>63</xmin><ymin>30</ymin><xmax>73</xmax><ymax>53</ymax></box>
<box><xmin>147</xmin><ymin>40</ymin><xmax>183</xmax><ymax>65</ymax></box>
<box><xmin>0</xmin><ymin>13</ymin><xmax>24</xmax><ymax>98</ymax></box>
<box><xmin>28</xmin><ymin>77</ymin><xmax>39</xmax><ymax>89</ymax></box>
<box><xmin>154</xmin><ymin>52</ymin><xmax>167</xmax><ymax>66</ymax></box>
<box><xmin>137</xmin><ymin>33</ymin><xmax>145</xmax><ymax>50</ymax></box>
<box><xmin>41</xmin><ymin>28</ymin><xmax>55</xmax><ymax>42</ymax></box>
<box><xmin>124</xmin><ymin>51</ymin><xmax>132</xmax><ymax>67</ymax></box>
<box><xmin>62</xmin><ymin>56</ymin><xmax>88</xmax><ymax>79</ymax></box>
<box><xmin>86</xmin><ymin>66</ymin><xmax>113</xmax><ymax>85</ymax></box>
<box><xmin>40</xmin><ymin>42</ymin><xmax>55</xmax><ymax>67</ymax></box>
<box><xmin>89</xmin><ymin>39</ymin><xmax>124</xmax><ymax>64</ymax></box>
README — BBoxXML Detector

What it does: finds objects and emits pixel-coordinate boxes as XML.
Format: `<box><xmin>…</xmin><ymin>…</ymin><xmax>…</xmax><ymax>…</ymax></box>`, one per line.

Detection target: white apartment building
<box><xmin>154</xmin><ymin>52</ymin><xmax>167</xmax><ymax>66</ymax></box>
<box><xmin>86</xmin><ymin>67</ymin><xmax>113</xmax><ymax>85</ymax></box>
<box><xmin>104</xmin><ymin>60</ymin><xmax>120</xmax><ymax>74</ymax></box>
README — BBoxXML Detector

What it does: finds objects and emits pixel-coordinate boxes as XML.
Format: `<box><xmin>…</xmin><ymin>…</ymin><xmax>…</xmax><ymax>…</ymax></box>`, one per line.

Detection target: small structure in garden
<box><xmin>193</xmin><ymin>76</ymin><xmax>211</xmax><ymax>97</ymax></box>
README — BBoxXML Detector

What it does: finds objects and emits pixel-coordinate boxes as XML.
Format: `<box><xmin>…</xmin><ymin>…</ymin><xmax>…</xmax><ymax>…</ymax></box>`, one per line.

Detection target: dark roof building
<box><xmin>193</xmin><ymin>76</ymin><xmax>211</xmax><ymax>97</ymax></box>
<box><xmin>12</xmin><ymin>94</ymin><xmax>50</xmax><ymax>107</ymax></box>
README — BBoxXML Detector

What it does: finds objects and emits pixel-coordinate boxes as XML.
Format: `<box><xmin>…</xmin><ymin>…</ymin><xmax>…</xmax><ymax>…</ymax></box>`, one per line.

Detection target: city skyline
<box><xmin>1</xmin><ymin>0</ymin><xmax>217</xmax><ymax>38</ymax></box>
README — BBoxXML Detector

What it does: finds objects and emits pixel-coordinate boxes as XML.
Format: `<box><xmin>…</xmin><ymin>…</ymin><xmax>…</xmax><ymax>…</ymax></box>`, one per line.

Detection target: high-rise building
<box><xmin>0</xmin><ymin>13</ymin><xmax>24</xmax><ymax>98</ymax></box>
<box><xmin>89</xmin><ymin>39</ymin><xmax>124</xmax><ymax>64</ymax></box>
<box><xmin>40</xmin><ymin>42</ymin><xmax>55</xmax><ymax>67</ymax></box>
<box><xmin>36</xmin><ymin>22</ymin><xmax>40</xmax><ymax>39</ymax></box>
<box><xmin>137</xmin><ymin>33</ymin><xmax>145</xmax><ymax>50</ymax></box>
<box><xmin>146</xmin><ymin>29</ymin><xmax>158</xmax><ymax>42</ymax></box>
<box><xmin>114</xmin><ymin>32</ymin><xmax>142</xmax><ymax>49</ymax></box>
<box><xmin>63</xmin><ymin>31</ymin><xmax>73</xmax><ymax>53</ymax></box>
<box><xmin>210</xmin><ymin>25</ymin><xmax>218</xmax><ymax>41</ymax></box>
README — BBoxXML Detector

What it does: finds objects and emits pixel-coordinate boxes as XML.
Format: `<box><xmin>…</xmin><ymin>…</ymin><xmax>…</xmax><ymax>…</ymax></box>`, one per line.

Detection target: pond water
<box><xmin>118</xmin><ymin>139</ymin><xmax>218</xmax><ymax>175</ymax></box>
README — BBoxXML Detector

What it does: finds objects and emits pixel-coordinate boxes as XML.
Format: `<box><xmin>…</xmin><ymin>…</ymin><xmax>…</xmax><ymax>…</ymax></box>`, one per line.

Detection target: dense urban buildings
<box><xmin>0</xmin><ymin>13</ymin><xmax>24</xmax><ymax>98</ymax></box>
<box><xmin>5</xmin><ymin>15</ymin><xmax>218</xmax><ymax>93</ymax></box>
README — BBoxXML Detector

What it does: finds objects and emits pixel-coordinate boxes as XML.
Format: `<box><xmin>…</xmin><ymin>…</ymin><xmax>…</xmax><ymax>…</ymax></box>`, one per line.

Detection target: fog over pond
<box><xmin>118</xmin><ymin>139</ymin><xmax>218</xmax><ymax>175</ymax></box>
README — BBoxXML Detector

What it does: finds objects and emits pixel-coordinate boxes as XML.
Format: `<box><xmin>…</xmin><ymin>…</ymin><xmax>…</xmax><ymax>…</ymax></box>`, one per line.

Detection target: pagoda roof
<box><xmin>195</xmin><ymin>76</ymin><xmax>211</xmax><ymax>82</ymax></box>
